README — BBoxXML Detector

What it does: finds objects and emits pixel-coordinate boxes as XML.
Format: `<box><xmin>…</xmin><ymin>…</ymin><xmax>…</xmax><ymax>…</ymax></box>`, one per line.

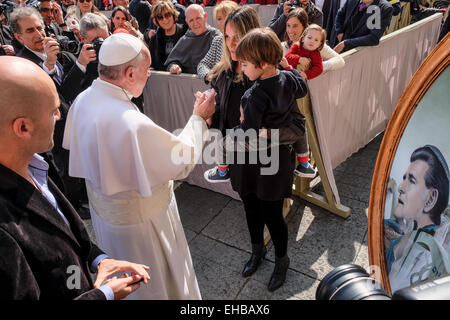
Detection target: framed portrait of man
<box><xmin>368</xmin><ymin>33</ymin><xmax>450</xmax><ymax>296</ymax></box>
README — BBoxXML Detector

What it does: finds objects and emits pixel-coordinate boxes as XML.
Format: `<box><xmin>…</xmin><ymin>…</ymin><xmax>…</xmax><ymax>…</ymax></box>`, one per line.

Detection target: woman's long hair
<box><xmin>110</xmin><ymin>6</ymin><xmax>135</xmax><ymax>33</ymax></box>
<box><xmin>284</xmin><ymin>7</ymin><xmax>308</xmax><ymax>48</ymax></box>
<box><xmin>209</xmin><ymin>6</ymin><xmax>261</xmax><ymax>82</ymax></box>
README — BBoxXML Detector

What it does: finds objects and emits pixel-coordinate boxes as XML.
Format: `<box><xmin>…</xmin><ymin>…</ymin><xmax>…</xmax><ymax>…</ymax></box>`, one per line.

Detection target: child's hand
<box><xmin>299</xmin><ymin>71</ymin><xmax>308</xmax><ymax>80</ymax></box>
<box><xmin>298</xmin><ymin>57</ymin><xmax>311</xmax><ymax>70</ymax></box>
<box><xmin>279</xmin><ymin>57</ymin><xmax>289</xmax><ymax>69</ymax></box>
<box><xmin>239</xmin><ymin>105</ymin><xmax>245</xmax><ymax>123</ymax></box>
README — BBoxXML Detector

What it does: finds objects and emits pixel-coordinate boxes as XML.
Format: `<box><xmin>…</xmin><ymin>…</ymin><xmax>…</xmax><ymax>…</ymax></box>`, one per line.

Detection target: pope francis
<box><xmin>63</xmin><ymin>33</ymin><xmax>215</xmax><ymax>299</ymax></box>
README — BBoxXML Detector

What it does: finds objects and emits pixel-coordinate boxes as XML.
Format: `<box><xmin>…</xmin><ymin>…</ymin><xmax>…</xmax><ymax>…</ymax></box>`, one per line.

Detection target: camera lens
<box><xmin>316</xmin><ymin>264</ymin><xmax>390</xmax><ymax>300</ymax></box>
<box><xmin>55</xmin><ymin>36</ymin><xmax>79</xmax><ymax>54</ymax></box>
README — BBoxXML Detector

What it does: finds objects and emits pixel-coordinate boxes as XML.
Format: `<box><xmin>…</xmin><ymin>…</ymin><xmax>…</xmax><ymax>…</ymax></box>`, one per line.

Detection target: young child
<box><xmin>204</xmin><ymin>27</ymin><xmax>314</xmax><ymax>183</ymax></box>
<box><xmin>282</xmin><ymin>24</ymin><xmax>326</xmax><ymax>80</ymax></box>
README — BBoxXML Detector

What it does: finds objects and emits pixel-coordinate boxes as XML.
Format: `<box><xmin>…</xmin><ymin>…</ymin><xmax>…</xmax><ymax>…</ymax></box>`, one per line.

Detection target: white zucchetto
<box><xmin>99</xmin><ymin>33</ymin><xmax>143</xmax><ymax>66</ymax></box>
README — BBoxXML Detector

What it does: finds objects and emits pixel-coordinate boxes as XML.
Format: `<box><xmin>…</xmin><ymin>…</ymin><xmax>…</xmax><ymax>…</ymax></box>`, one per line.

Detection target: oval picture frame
<box><xmin>368</xmin><ymin>33</ymin><xmax>450</xmax><ymax>295</ymax></box>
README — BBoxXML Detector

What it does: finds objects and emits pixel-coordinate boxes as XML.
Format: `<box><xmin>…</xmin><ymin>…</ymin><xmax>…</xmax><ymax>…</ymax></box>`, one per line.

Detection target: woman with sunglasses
<box><xmin>147</xmin><ymin>0</ymin><xmax>187</xmax><ymax>71</ymax></box>
<box><xmin>110</xmin><ymin>6</ymin><xmax>143</xmax><ymax>39</ymax></box>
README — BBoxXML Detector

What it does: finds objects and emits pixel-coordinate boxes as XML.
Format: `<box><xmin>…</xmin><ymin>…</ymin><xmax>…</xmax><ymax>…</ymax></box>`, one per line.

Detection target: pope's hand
<box><xmin>193</xmin><ymin>89</ymin><xmax>215</xmax><ymax>121</ymax></box>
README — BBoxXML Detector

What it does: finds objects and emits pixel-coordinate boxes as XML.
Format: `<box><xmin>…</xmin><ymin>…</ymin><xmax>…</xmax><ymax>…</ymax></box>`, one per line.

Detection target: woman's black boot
<box><xmin>242</xmin><ymin>242</ymin><xmax>267</xmax><ymax>277</ymax></box>
<box><xmin>267</xmin><ymin>255</ymin><xmax>290</xmax><ymax>292</ymax></box>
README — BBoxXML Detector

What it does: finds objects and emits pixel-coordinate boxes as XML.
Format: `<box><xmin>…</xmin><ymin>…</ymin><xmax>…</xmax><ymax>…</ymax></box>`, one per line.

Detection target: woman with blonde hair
<box><xmin>207</xmin><ymin>6</ymin><xmax>294</xmax><ymax>292</ymax></box>
<box><xmin>197</xmin><ymin>0</ymin><xmax>239</xmax><ymax>82</ymax></box>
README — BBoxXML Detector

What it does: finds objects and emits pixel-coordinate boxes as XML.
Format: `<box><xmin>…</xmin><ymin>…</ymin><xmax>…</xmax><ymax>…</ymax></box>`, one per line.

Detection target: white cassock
<box><xmin>63</xmin><ymin>79</ymin><xmax>208</xmax><ymax>299</ymax></box>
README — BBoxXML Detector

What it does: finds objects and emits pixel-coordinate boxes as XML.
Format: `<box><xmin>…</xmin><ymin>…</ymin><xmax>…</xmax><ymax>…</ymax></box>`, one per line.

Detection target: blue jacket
<box><xmin>333</xmin><ymin>0</ymin><xmax>393</xmax><ymax>51</ymax></box>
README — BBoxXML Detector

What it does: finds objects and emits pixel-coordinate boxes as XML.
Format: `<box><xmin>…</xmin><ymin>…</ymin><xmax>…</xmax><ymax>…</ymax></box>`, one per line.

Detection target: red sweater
<box><xmin>285</xmin><ymin>43</ymin><xmax>323</xmax><ymax>80</ymax></box>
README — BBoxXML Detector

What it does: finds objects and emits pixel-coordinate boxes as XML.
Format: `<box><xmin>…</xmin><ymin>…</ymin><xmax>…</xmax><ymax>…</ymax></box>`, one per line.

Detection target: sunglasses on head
<box><xmin>78</xmin><ymin>0</ymin><xmax>91</xmax><ymax>3</ymax></box>
<box><xmin>156</xmin><ymin>12</ymin><xmax>172</xmax><ymax>21</ymax></box>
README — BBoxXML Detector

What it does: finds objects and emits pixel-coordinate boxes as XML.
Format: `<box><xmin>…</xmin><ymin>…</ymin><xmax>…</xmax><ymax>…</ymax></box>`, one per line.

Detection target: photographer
<box><xmin>10</xmin><ymin>6</ymin><xmax>96</xmax><ymax>214</ymax></box>
<box><xmin>77</xmin><ymin>12</ymin><xmax>109</xmax><ymax>89</ymax></box>
<box><xmin>0</xmin><ymin>21</ymin><xmax>14</xmax><ymax>55</ymax></box>
<box><xmin>1</xmin><ymin>0</ymin><xmax>16</xmax><ymax>54</ymax></box>
<box><xmin>269</xmin><ymin>0</ymin><xmax>323</xmax><ymax>41</ymax></box>
<box><xmin>10</xmin><ymin>6</ymin><xmax>95</xmax><ymax>102</ymax></box>
<box><xmin>39</xmin><ymin>0</ymin><xmax>78</xmax><ymax>41</ymax></box>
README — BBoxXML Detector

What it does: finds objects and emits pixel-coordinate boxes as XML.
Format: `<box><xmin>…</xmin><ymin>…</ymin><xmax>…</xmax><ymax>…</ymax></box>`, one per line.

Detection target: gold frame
<box><xmin>368</xmin><ymin>33</ymin><xmax>450</xmax><ymax>295</ymax></box>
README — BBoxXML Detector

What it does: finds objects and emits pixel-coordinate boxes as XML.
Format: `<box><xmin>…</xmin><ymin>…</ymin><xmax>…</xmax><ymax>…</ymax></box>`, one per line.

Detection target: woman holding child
<box><xmin>206</xmin><ymin>6</ymin><xmax>308</xmax><ymax>292</ymax></box>
<box><xmin>280</xmin><ymin>7</ymin><xmax>344</xmax><ymax>76</ymax></box>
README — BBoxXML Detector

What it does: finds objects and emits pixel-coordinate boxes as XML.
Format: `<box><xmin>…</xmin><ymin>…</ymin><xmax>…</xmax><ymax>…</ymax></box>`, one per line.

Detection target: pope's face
<box><xmin>395</xmin><ymin>160</ymin><xmax>431</xmax><ymax>221</ymax></box>
<box><xmin>131</xmin><ymin>47</ymin><xmax>151</xmax><ymax>97</ymax></box>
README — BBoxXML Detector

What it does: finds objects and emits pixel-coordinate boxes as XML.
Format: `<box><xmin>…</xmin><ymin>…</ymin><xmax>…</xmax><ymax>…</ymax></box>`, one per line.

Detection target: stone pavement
<box><xmin>84</xmin><ymin>133</ymin><xmax>383</xmax><ymax>300</ymax></box>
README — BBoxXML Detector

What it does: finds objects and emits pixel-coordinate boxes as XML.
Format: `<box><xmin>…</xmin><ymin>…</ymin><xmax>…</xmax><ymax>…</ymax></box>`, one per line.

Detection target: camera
<box><xmin>316</xmin><ymin>264</ymin><xmax>390</xmax><ymax>300</ymax></box>
<box><xmin>288</xmin><ymin>0</ymin><xmax>302</xmax><ymax>12</ymax></box>
<box><xmin>0</xmin><ymin>0</ymin><xmax>17</xmax><ymax>17</ymax></box>
<box><xmin>55</xmin><ymin>35</ymin><xmax>78</xmax><ymax>54</ymax></box>
<box><xmin>316</xmin><ymin>264</ymin><xmax>450</xmax><ymax>300</ymax></box>
<box><xmin>88</xmin><ymin>37</ymin><xmax>104</xmax><ymax>59</ymax></box>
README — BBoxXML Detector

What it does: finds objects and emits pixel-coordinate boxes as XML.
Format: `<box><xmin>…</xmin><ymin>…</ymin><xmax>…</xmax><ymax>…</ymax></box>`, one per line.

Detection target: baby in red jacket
<box><xmin>282</xmin><ymin>24</ymin><xmax>326</xmax><ymax>80</ymax></box>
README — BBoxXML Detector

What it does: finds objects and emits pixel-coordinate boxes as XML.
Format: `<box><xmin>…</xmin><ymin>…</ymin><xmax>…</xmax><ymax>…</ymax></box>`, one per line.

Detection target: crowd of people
<box><xmin>0</xmin><ymin>0</ymin><xmax>448</xmax><ymax>300</ymax></box>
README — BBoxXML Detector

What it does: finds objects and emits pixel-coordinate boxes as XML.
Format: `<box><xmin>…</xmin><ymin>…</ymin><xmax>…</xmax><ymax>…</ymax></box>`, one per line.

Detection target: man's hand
<box><xmin>2</xmin><ymin>45</ymin><xmax>15</xmax><ymax>56</ymax></box>
<box><xmin>337</xmin><ymin>33</ymin><xmax>343</xmax><ymax>42</ymax></box>
<box><xmin>52</xmin><ymin>2</ymin><xmax>65</xmax><ymax>26</ymax></box>
<box><xmin>77</xmin><ymin>43</ymin><xmax>96</xmax><ymax>66</ymax></box>
<box><xmin>333</xmin><ymin>41</ymin><xmax>345</xmax><ymax>54</ymax></box>
<box><xmin>94</xmin><ymin>258</ymin><xmax>150</xmax><ymax>289</ymax></box>
<box><xmin>169</xmin><ymin>64</ymin><xmax>182</xmax><ymax>75</ymax></box>
<box><xmin>193</xmin><ymin>89</ymin><xmax>215</xmax><ymax>121</ymax></box>
<box><xmin>104</xmin><ymin>273</ymin><xmax>143</xmax><ymax>300</ymax></box>
<box><xmin>283</xmin><ymin>0</ymin><xmax>293</xmax><ymax>16</ymax></box>
<box><xmin>43</xmin><ymin>36</ymin><xmax>60</xmax><ymax>70</ymax></box>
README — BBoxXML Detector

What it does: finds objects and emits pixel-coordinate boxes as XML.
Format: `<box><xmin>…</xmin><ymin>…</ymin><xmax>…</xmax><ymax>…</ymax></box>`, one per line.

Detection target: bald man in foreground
<box><xmin>0</xmin><ymin>56</ymin><xmax>150</xmax><ymax>300</ymax></box>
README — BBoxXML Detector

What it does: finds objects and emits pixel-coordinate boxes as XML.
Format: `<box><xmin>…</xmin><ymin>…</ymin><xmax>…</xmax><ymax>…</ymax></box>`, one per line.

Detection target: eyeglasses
<box><xmin>78</xmin><ymin>0</ymin><xmax>92</xmax><ymax>3</ymax></box>
<box><xmin>156</xmin><ymin>12</ymin><xmax>172</xmax><ymax>21</ymax></box>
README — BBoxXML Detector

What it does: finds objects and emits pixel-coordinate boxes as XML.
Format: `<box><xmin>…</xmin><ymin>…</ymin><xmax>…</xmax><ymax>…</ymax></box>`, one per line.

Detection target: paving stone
<box><xmin>192</xmin><ymin>253</ymin><xmax>248</xmax><ymax>300</ymax></box>
<box><xmin>270</xmin><ymin>203</ymin><xmax>368</xmax><ymax>281</ymax></box>
<box><xmin>237</xmin><ymin>259</ymin><xmax>319</xmax><ymax>300</ymax></box>
<box><xmin>184</xmin><ymin>228</ymin><xmax>198</xmax><ymax>244</ymax></box>
<box><xmin>354</xmin><ymin>231</ymin><xmax>370</xmax><ymax>271</ymax></box>
<box><xmin>201</xmin><ymin>199</ymin><xmax>252</xmax><ymax>252</ymax></box>
<box><xmin>189</xmin><ymin>234</ymin><xmax>250</xmax><ymax>275</ymax></box>
<box><xmin>175</xmin><ymin>183</ymin><xmax>232</xmax><ymax>233</ymax></box>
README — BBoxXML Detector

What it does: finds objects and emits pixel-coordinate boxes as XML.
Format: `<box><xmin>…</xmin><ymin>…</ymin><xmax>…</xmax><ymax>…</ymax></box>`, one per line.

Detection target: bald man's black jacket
<box><xmin>0</xmin><ymin>163</ymin><xmax>106</xmax><ymax>299</ymax></box>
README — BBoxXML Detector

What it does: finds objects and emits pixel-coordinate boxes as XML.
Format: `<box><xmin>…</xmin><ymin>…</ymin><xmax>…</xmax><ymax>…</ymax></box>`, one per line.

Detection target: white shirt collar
<box><xmin>26</xmin><ymin>45</ymin><xmax>47</xmax><ymax>62</ymax></box>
